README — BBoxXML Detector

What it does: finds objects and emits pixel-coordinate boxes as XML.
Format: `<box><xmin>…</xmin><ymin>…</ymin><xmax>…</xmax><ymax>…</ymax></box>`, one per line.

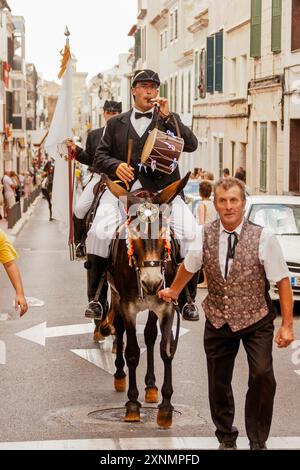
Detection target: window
<box><xmin>188</xmin><ymin>71</ymin><xmax>191</xmax><ymax>113</ymax></box>
<box><xmin>239</xmin><ymin>55</ymin><xmax>247</xmax><ymax>97</ymax></box>
<box><xmin>170</xmin><ymin>77</ymin><xmax>173</xmax><ymax>110</ymax></box>
<box><xmin>13</xmin><ymin>90</ymin><xmax>22</xmax><ymax>115</ymax></box>
<box><xmin>141</xmin><ymin>26</ymin><xmax>146</xmax><ymax>62</ymax></box>
<box><xmin>291</xmin><ymin>0</ymin><xmax>300</xmax><ymax>51</ymax></box>
<box><xmin>215</xmin><ymin>31</ymin><xmax>223</xmax><ymax>92</ymax></box>
<box><xmin>181</xmin><ymin>73</ymin><xmax>184</xmax><ymax>113</ymax></box>
<box><xmin>170</xmin><ymin>12</ymin><xmax>174</xmax><ymax>42</ymax></box>
<box><xmin>194</xmin><ymin>51</ymin><xmax>199</xmax><ymax>99</ymax></box>
<box><xmin>160</xmin><ymin>32</ymin><xmax>163</xmax><ymax>51</ymax></box>
<box><xmin>135</xmin><ymin>29</ymin><xmax>141</xmax><ymax>61</ymax></box>
<box><xmin>250</xmin><ymin>0</ymin><xmax>262</xmax><ymax>58</ymax></box>
<box><xmin>231</xmin><ymin>58</ymin><xmax>237</xmax><ymax>95</ymax></box>
<box><xmin>206</xmin><ymin>36</ymin><xmax>214</xmax><ymax>93</ymax></box>
<box><xmin>271</xmin><ymin>0</ymin><xmax>282</xmax><ymax>52</ymax></box>
<box><xmin>219</xmin><ymin>138</ymin><xmax>224</xmax><ymax>177</ymax></box>
<box><xmin>13</xmin><ymin>33</ymin><xmax>23</xmax><ymax>72</ymax></box>
<box><xmin>174</xmin><ymin>75</ymin><xmax>178</xmax><ymax>113</ymax></box>
<box><xmin>174</xmin><ymin>9</ymin><xmax>178</xmax><ymax>40</ymax></box>
<box><xmin>6</xmin><ymin>91</ymin><xmax>13</xmax><ymax>124</ymax></box>
<box><xmin>199</xmin><ymin>49</ymin><xmax>206</xmax><ymax>98</ymax></box>
<box><xmin>289</xmin><ymin>119</ymin><xmax>300</xmax><ymax>193</ymax></box>
<box><xmin>164</xmin><ymin>30</ymin><xmax>168</xmax><ymax>48</ymax></box>
<box><xmin>260</xmin><ymin>122</ymin><xmax>267</xmax><ymax>191</ymax></box>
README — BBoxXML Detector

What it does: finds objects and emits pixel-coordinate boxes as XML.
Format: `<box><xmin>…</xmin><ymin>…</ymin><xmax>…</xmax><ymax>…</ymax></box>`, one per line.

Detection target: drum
<box><xmin>141</xmin><ymin>128</ymin><xmax>184</xmax><ymax>175</ymax></box>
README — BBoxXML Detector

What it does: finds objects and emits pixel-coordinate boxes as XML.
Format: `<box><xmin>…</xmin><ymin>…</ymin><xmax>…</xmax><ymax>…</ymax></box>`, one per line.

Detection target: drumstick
<box><xmin>127</xmin><ymin>138</ymin><xmax>133</xmax><ymax>167</ymax></box>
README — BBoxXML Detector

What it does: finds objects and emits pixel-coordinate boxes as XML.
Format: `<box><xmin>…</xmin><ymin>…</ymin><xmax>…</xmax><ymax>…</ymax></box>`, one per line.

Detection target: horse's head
<box><xmin>104</xmin><ymin>173</ymin><xmax>190</xmax><ymax>296</ymax></box>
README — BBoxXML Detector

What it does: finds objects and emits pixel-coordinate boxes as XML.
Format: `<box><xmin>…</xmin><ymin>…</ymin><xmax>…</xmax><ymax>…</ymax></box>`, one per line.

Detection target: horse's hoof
<box><xmin>157</xmin><ymin>408</ymin><xmax>173</xmax><ymax>429</ymax></box>
<box><xmin>145</xmin><ymin>387</ymin><xmax>158</xmax><ymax>403</ymax></box>
<box><xmin>124</xmin><ymin>402</ymin><xmax>140</xmax><ymax>422</ymax></box>
<box><xmin>93</xmin><ymin>330</ymin><xmax>105</xmax><ymax>343</ymax></box>
<box><xmin>100</xmin><ymin>322</ymin><xmax>113</xmax><ymax>337</ymax></box>
<box><xmin>114</xmin><ymin>376</ymin><xmax>126</xmax><ymax>392</ymax></box>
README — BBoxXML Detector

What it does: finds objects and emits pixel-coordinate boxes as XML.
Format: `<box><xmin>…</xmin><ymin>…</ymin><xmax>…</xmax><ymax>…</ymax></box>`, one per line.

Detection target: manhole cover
<box><xmin>89</xmin><ymin>407</ymin><xmax>181</xmax><ymax>423</ymax></box>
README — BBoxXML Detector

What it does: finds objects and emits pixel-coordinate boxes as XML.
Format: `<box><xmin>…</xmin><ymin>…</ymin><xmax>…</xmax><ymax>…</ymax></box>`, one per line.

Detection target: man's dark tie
<box><xmin>135</xmin><ymin>112</ymin><xmax>153</xmax><ymax>120</ymax></box>
<box><xmin>224</xmin><ymin>231</ymin><xmax>238</xmax><ymax>280</ymax></box>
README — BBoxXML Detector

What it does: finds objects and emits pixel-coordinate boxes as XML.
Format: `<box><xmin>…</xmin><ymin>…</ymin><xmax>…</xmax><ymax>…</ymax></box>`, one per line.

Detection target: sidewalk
<box><xmin>0</xmin><ymin>195</ymin><xmax>41</xmax><ymax>243</ymax></box>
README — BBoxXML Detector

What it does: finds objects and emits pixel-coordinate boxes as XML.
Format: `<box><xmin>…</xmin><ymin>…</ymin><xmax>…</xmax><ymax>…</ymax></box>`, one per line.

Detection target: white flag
<box><xmin>44</xmin><ymin>46</ymin><xmax>73</xmax><ymax>231</ymax></box>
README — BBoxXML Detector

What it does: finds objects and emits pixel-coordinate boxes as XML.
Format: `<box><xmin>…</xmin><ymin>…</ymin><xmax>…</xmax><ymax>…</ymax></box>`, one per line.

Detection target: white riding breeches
<box><xmin>85</xmin><ymin>182</ymin><xmax>201</xmax><ymax>258</ymax></box>
<box><xmin>74</xmin><ymin>173</ymin><xmax>101</xmax><ymax>220</ymax></box>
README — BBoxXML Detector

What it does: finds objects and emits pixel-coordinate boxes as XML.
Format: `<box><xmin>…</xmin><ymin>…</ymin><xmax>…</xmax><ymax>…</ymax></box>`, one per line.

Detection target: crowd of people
<box><xmin>0</xmin><ymin>169</ymin><xmax>41</xmax><ymax>219</ymax></box>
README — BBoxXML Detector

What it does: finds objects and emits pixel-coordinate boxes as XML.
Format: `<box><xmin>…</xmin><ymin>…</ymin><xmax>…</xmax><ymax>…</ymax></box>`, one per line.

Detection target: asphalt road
<box><xmin>0</xmin><ymin>198</ymin><xmax>299</xmax><ymax>448</ymax></box>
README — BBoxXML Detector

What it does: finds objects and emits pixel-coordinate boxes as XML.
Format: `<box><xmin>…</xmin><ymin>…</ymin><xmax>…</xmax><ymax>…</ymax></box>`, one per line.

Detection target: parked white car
<box><xmin>245</xmin><ymin>195</ymin><xmax>300</xmax><ymax>302</ymax></box>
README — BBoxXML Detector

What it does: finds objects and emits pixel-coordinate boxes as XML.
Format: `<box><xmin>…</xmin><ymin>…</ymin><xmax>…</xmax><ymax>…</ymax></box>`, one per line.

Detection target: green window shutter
<box><xmin>135</xmin><ymin>29</ymin><xmax>141</xmax><ymax>61</ymax></box>
<box><xmin>215</xmin><ymin>31</ymin><xmax>223</xmax><ymax>92</ymax></box>
<box><xmin>260</xmin><ymin>122</ymin><xmax>267</xmax><ymax>191</ymax></box>
<box><xmin>250</xmin><ymin>0</ymin><xmax>262</xmax><ymax>58</ymax></box>
<box><xmin>164</xmin><ymin>81</ymin><xmax>168</xmax><ymax>100</ymax></box>
<box><xmin>160</xmin><ymin>83</ymin><xmax>165</xmax><ymax>97</ymax></box>
<box><xmin>271</xmin><ymin>0</ymin><xmax>282</xmax><ymax>52</ymax></box>
<box><xmin>181</xmin><ymin>73</ymin><xmax>184</xmax><ymax>113</ymax></box>
<box><xmin>206</xmin><ymin>36</ymin><xmax>214</xmax><ymax>94</ymax></box>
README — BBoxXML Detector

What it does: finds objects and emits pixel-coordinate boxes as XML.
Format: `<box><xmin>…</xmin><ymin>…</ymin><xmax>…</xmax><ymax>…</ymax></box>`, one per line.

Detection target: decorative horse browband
<box><xmin>125</xmin><ymin>201</ymin><xmax>171</xmax><ymax>269</ymax></box>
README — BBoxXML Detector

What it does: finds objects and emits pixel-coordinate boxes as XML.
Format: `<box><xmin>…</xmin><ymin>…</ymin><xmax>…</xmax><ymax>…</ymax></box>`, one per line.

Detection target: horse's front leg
<box><xmin>157</xmin><ymin>304</ymin><xmax>176</xmax><ymax>429</ymax></box>
<box><xmin>144</xmin><ymin>310</ymin><xmax>158</xmax><ymax>403</ymax></box>
<box><xmin>122</xmin><ymin>306</ymin><xmax>141</xmax><ymax>422</ymax></box>
<box><xmin>114</xmin><ymin>311</ymin><xmax>126</xmax><ymax>392</ymax></box>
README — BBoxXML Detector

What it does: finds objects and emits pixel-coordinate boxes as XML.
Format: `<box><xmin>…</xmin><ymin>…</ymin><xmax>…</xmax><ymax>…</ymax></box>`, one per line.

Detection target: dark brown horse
<box><xmin>101</xmin><ymin>174</ymin><xmax>189</xmax><ymax>428</ymax></box>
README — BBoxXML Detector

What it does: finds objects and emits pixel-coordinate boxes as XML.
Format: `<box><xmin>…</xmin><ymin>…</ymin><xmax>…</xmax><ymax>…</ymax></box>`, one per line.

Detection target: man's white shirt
<box><xmin>184</xmin><ymin>219</ymin><xmax>290</xmax><ymax>283</ymax></box>
<box><xmin>130</xmin><ymin>106</ymin><xmax>154</xmax><ymax>138</ymax></box>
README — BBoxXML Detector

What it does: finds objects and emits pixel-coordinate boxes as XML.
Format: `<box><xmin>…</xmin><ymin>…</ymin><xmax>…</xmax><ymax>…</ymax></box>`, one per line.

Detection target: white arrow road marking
<box><xmin>15</xmin><ymin>322</ymin><xmax>189</xmax><ymax>347</ymax></box>
<box><xmin>71</xmin><ymin>326</ymin><xmax>189</xmax><ymax>374</ymax></box>
<box><xmin>71</xmin><ymin>342</ymin><xmax>146</xmax><ymax>375</ymax></box>
<box><xmin>295</xmin><ymin>370</ymin><xmax>300</xmax><ymax>376</ymax></box>
<box><xmin>16</xmin><ymin>322</ymin><xmax>94</xmax><ymax>346</ymax></box>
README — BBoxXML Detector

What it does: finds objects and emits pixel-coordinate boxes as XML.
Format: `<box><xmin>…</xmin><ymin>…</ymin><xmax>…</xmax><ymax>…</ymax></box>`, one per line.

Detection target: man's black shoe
<box><xmin>181</xmin><ymin>303</ymin><xmax>199</xmax><ymax>321</ymax></box>
<box><xmin>85</xmin><ymin>300</ymin><xmax>107</xmax><ymax>320</ymax></box>
<box><xmin>218</xmin><ymin>441</ymin><xmax>237</xmax><ymax>450</ymax></box>
<box><xmin>249</xmin><ymin>442</ymin><xmax>267</xmax><ymax>450</ymax></box>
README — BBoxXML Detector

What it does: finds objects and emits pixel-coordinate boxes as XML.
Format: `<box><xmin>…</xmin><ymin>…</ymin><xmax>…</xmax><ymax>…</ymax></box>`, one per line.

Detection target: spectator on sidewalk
<box><xmin>0</xmin><ymin>229</ymin><xmax>28</xmax><ymax>316</ymax></box>
<box><xmin>2</xmin><ymin>171</ymin><xmax>16</xmax><ymax>216</ymax></box>
<box><xmin>10</xmin><ymin>171</ymin><xmax>21</xmax><ymax>203</ymax></box>
<box><xmin>24</xmin><ymin>172</ymin><xmax>33</xmax><ymax>198</ymax></box>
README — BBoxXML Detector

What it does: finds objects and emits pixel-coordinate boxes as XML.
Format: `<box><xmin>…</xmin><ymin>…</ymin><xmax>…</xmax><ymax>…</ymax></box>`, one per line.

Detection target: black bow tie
<box><xmin>135</xmin><ymin>112</ymin><xmax>153</xmax><ymax>120</ymax></box>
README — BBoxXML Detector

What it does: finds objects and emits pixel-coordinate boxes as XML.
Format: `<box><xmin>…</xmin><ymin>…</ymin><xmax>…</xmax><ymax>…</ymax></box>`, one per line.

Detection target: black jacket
<box><xmin>76</xmin><ymin>127</ymin><xmax>105</xmax><ymax>167</ymax></box>
<box><xmin>93</xmin><ymin>110</ymin><xmax>198</xmax><ymax>192</ymax></box>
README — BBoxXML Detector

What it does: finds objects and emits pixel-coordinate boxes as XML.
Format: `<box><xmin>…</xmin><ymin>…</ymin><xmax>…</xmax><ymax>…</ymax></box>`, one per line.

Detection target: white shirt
<box><xmin>130</xmin><ymin>106</ymin><xmax>154</xmax><ymax>138</ymax></box>
<box><xmin>184</xmin><ymin>219</ymin><xmax>290</xmax><ymax>283</ymax></box>
<box><xmin>2</xmin><ymin>175</ymin><xmax>14</xmax><ymax>194</ymax></box>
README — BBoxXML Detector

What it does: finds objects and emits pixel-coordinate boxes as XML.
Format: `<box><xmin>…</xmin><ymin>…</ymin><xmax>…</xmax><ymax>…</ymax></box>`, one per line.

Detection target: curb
<box><xmin>2</xmin><ymin>196</ymin><xmax>41</xmax><ymax>241</ymax></box>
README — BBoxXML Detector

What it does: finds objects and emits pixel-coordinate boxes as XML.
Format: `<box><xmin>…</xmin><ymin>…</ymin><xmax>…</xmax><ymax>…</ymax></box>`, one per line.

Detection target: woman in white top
<box><xmin>197</xmin><ymin>180</ymin><xmax>216</xmax><ymax>225</ymax></box>
<box><xmin>197</xmin><ymin>180</ymin><xmax>217</xmax><ymax>288</ymax></box>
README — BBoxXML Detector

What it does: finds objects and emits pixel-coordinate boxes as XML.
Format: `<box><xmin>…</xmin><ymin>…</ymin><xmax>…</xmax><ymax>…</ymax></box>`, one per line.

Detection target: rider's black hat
<box><xmin>103</xmin><ymin>100</ymin><xmax>122</xmax><ymax>113</ymax></box>
<box><xmin>132</xmin><ymin>69</ymin><xmax>160</xmax><ymax>87</ymax></box>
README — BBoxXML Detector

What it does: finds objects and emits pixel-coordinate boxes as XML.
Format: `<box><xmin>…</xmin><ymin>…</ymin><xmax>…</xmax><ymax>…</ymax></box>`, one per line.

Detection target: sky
<box><xmin>8</xmin><ymin>0</ymin><xmax>136</xmax><ymax>82</ymax></box>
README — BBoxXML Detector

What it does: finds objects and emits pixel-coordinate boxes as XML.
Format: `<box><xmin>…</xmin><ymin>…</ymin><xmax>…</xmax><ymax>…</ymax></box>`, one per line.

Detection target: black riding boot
<box><xmin>84</xmin><ymin>254</ymin><xmax>109</xmax><ymax>320</ymax></box>
<box><xmin>178</xmin><ymin>271</ymin><xmax>200</xmax><ymax>321</ymax></box>
<box><xmin>73</xmin><ymin>214</ymin><xmax>85</xmax><ymax>258</ymax></box>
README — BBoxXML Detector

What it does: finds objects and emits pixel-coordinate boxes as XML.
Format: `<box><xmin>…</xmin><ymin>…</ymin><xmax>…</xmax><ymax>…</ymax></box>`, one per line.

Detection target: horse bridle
<box><xmin>125</xmin><ymin>201</ymin><xmax>180</xmax><ymax>359</ymax></box>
